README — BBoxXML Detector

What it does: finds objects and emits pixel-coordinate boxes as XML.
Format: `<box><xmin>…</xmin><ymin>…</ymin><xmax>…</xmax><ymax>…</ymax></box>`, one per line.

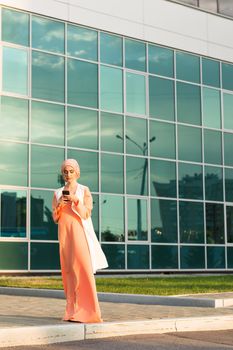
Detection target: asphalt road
<box><xmin>3</xmin><ymin>330</ymin><xmax>233</xmax><ymax>350</ymax></box>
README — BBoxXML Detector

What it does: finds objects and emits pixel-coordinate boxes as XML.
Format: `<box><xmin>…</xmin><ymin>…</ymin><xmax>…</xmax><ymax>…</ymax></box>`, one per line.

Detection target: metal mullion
<box><xmin>64</xmin><ymin>21</ymin><xmax>68</xmax><ymax>160</ymax></box>
<box><xmin>97</xmin><ymin>29</ymin><xmax>102</xmax><ymax>246</ymax></box>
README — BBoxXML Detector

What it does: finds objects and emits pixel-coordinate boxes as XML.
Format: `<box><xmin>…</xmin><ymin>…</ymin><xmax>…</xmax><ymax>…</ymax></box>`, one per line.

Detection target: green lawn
<box><xmin>0</xmin><ymin>275</ymin><xmax>233</xmax><ymax>295</ymax></box>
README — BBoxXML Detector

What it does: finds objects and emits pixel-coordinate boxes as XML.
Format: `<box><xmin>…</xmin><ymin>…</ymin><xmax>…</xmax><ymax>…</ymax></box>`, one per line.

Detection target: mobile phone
<box><xmin>62</xmin><ymin>190</ymin><xmax>70</xmax><ymax>195</ymax></box>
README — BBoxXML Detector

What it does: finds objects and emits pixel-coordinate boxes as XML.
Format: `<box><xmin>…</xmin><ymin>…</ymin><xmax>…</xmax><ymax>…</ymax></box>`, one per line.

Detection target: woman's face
<box><xmin>63</xmin><ymin>165</ymin><xmax>78</xmax><ymax>183</ymax></box>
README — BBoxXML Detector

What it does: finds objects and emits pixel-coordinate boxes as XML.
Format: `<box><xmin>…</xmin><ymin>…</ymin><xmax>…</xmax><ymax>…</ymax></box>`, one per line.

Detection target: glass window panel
<box><xmin>150</xmin><ymin>120</ymin><xmax>175</xmax><ymax>159</ymax></box>
<box><xmin>151</xmin><ymin>198</ymin><xmax>177</xmax><ymax>243</ymax></box>
<box><xmin>178</xmin><ymin>125</ymin><xmax>202</xmax><ymax>162</ymax></box>
<box><xmin>206</xmin><ymin>203</ymin><xmax>224</xmax><ymax>244</ymax></box>
<box><xmin>205</xmin><ymin>166</ymin><xmax>223</xmax><ymax>201</ymax></box>
<box><xmin>101</xmin><ymin>154</ymin><xmax>123</xmax><ymax>194</ymax></box>
<box><xmin>126</xmin><ymin>117</ymin><xmax>147</xmax><ymax>156</ymax></box>
<box><xmin>31</xmin><ymin>101</ymin><xmax>64</xmax><ymax>146</ymax></box>
<box><xmin>179</xmin><ymin>0</ymin><xmax>198</xmax><ymax>4</ymax></box>
<box><xmin>101</xmin><ymin>194</ymin><xmax>124</xmax><ymax>242</ymax></box>
<box><xmin>224</xmin><ymin>133</ymin><xmax>233</xmax><ymax>166</ymax></box>
<box><xmin>177</xmin><ymin>82</ymin><xmax>201</xmax><ymax>125</ymax></box>
<box><xmin>176</xmin><ymin>52</ymin><xmax>200</xmax><ymax>83</ymax></box>
<box><xmin>30</xmin><ymin>243</ymin><xmax>60</xmax><ymax>270</ymax></box>
<box><xmin>32</xmin><ymin>51</ymin><xmax>64</xmax><ymax>102</ymax></box>
<box><xmin>92</xmin><ymin>194</ymin><xmax>99</xmax><ymax>238</ymax></box>
<box><xmin>1</xmin><ymin>190</ymin><xmax>26</xmax><ymax>238</ymax></box>
<box><xmin>125</xmin><ymin>39</ymin><xmax>146</xmax><ymax>72</ymax></box>
<box><xmin>68</xmin><ymin>149</ymin><xmax>98</xmax><ymax>192</ymax></box>
<box><xmin>202</xmin><ymin>58</ymin><xmax>220</xmax><ymax>88</ymax></box>
<box><xmin>101</xmin><ymin>244</ymin><xmax>125</xmax><ymax>269</ymax></box>
<box><xmin>101</xmin><ymin>112</ymin><xmax>124</xmax><ymax>153</ymax></box>
<box><xmin>223</xmin><ymin>93</ymin><xmax>233</xmax><ymax>130</ymax></box>
<box><xmin>31</xmin><ymin>145</ymin><xmax>64</xmax><ymax>189</ymax></box>
<box><xmin>204</xmin><ymin>129</ymin><xmax>222</xmax><ymax>165</ymax></box>
<box><xmin>180</xmin><ymin>246</ymin><xmax>205</xmax><ymax>269</ymax></box>
<box><xmin>199</xmin><ymin>0</ymin><xmax>218</xmax><ymax>11</ymax></box>
<box><xmin>222</xmin><ymin>63</ymin><xmax>233</xmax><ymax>91</ymax></box>
<box><xmin>3</xmin><ymin>47</ymin><xmax>28</xmax><ymax>95</ymax></box>
<box><xmin>148</xmin><ymin>45</ymin><xmax>174</xmax><ymax>77</ymax></box>
<box><xmin>151</xmin><ymin>245</ymin><xmax>178</xmax><ymax>269</ymax></box>
<box><xmin>227</xmin><ymin>247</ymin><xmax>233</xmax><ymax>268</ymax></box>
<box><xmin>126</xmin><ymin>72</ymin><xmax>146</xmax><ymax>115</ymax></box>
<box><xmin>127</xmin><ymin>245</ymin><xmax>149</xmax><ymax>269</ymax></box>
<box><xmin>100</xmin><ymin>65</ymin><xmax>123</xmax><ymax>113</ymax></box>
<box><xmin>126</xmin><ymin>156</ymin><xmax>148</xmax><ymax>196</ymax></box>
<box><xmin>149</xmin><ymin>76</ymin><xmax>175</xmax><ymax>121</ymax></box>
<box><xmin>67</xmin><ymin>107</ymin><xmax>98</xmax><ymax>150</ymax></box>
<box><xmin>219</xmin><ymin>2</ymin><xmax>233</xmax><ymax>18</ymax></box>
<box><xmin>150</xmin><ymin>159</ymin><xmax>176</xmax><ymax>198</ymax></box>
<box><xmin>67</xmin><ymin>24</ymin><xmax>97</xmax><ymax>61</ymax></box>
<box><xmin>32</xmin><ymin>16</ymin><xmax>64</xmax><ymax>54</ymax></box>
<box><xmin>207</xmin><ymin>246</ymin><xmax>225</xmax><ymax>269</ymax></box>
<box><xmin>202</xmin><ymin>88</ymin><xmax>221</xmax><ymax>129</ymax></box>
<box><xmin>179</xmin><ymin>201</ymin><xmax>204</xmax><ymax>243</ymax></box>
<box><xmin>0</xmin><ymin>96</ymin><xmax>28</xmax><ymax>141</ymax></box>
<box><xmin>127</xmin><ymin>198</ymin><xmax>148</xmax><ymax>241</ymax></box>
<box><xmin>179</xmin><ymin>162</ymin><xmax>203</xmax><ymax>200</ymax></box>
<box><xmin>31</xmin><ymin>190</ymin><xmax>57</xmax><ymax>240</ymax></box>
<box><xmin>67</xmin><ymin>58</ymin><xmax>98</xmax><ymax>108</ymax></box>
<box><xmin>226</xmin><ymin>206</ymin><xmax>233</xmax><ymax>243</ymax></box>
<box><xmin>225</xmin><ymin>168</ymin><xmax>233</xmax><ymax>202</ymax></box>
<box><xmin>2</xmin><ymin>8</ymin><xmax>29</xmax><ymax>46</ymax></box>
<box><xmin>100</xmin><ymin>32</ymin><xmax>122</xmax><ymax>66</ymax></box>
<box><xmin>0</xmin><ymin>242</ymin><xmax>28</xmax><ymax>270</ymax></box>
<box><xmin>0</xmin><ymin>141</ymin><xmax>28</xmax><ymax>186</ymax></box>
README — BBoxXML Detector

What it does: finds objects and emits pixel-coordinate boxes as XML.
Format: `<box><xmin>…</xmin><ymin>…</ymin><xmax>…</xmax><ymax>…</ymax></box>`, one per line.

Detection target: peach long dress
<box><xmin>52</xmin><ymin>186</ymin><xmax>102</xmax><ymax>323</ymax></box>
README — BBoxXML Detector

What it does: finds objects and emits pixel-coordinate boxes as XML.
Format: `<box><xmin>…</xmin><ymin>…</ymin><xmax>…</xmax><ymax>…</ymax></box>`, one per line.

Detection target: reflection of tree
<box><xmin>179</xmin><ymin>172</ymin><xmax>202</xmax><ymax>199</ymax></box>
<box><xmin>102</xmin><ymin>228</ymin><xmax>124</xmax><ymax>242</ymax></box>
<box><xmin>182</xmin><ymin>247</ymin><xmax>204</xmax><ymax>269</ymax></box>
<box><xmin>151</xmin><ymin>200</ymin><xmax>177</xmax><ymax>243</ymax></box>
<box><xmin>1</xmin><ymin>192</ymin><xmax>26</xmax><ymax>237</ymax></box>
<box><xmin>180</xmin><ymin>203</ymin><xmax>204</xmax><ymax>243</ymax></box>
<box><xmin>206</xmin><ymin>203</ymin><xmax>224</xmax><ymax>244</ymax></box>
<box><xmin>205</xmin><ymin>172</ymin><xmax>222</xmax><ymax>200</ymax></box>
<box><xmin>226</xmin><ymin>206</ymin><xmax>233</xmax><ymax>243</ymax></box>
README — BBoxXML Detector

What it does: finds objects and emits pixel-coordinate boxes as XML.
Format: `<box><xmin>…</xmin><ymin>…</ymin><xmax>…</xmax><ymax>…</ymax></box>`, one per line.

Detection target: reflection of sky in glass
<box><xmin>127</xmin><ymin>198</ymin><xmax>148</xmax><ymax>240</ymax></box>
<box><xmin>100</xmin><ymin>32</ymin><xmax>122</xmax><ymax>66</ymax></box>
<box><xmin>100</xmin><ymin>65</ymin><xmax>123</xmax><ymax>113</ymax></box>
<box><xmin>126</xmin><ymin>156</ymin><xmax>148</xmax><ymax>195</ymax></box>
<box><xmin>176</xmin><ymin>51</ymin><xmax>200</xmax><ymax>83</ymax></box>
<box><xmin>67</xmin><ymin>24</ymin><xmax>97</xmax><ymax>60</ymax></box>
<box><xmin>148</xmin><ymin>45</ymin><xmax>173</xmax><ymax>77</ymax></box>
<box><xmin>101</xmin><ymin>194</ymin><xmax>124</xmax><ymax>241</ymax></box>
<box><xmin>126</xmin><ymin>116</ymin><xmax>147</xmax><ymax>156</ymax></box>
<box><xmin>2</xmin><ymin>8</ymin><xmax>29</xmax><ymax>46</ymax></box>
<box><xmin>100</xmin><ymin>112</ymin><xmax>123</xmax><ymax>153</ymax></box>
<box><xmin>125</xmin><ymin>39</ymin><xmax>146</xmax><ymax>72</ymax></box>
<box><xmin>177</xmin><ymin>82</ymin><xmax>201</xmax><ymax>125</ymax></box>
<box><xmin>126</xmin><ymin>73</ymin><xmax>146</xmax><ymax>115</ymax></box>
<box><xmin>223</xmin><ymin>93</ymin><xmax>233</xmax><ymax>130</ymax></box>
<box><xmin>150</xmin><ymin>120</ymin><xmax>175</xmax><ymax>159</ymax></box>
<box><xmin>224</xmin><ymin>133</ymin><xmax>233</xmax><ymax>166</ymax></box>
<box><xmin>101</xmin><ymin>154</ymin><xmax>124</xmax><ymax>194</ymax></box>
<box><xmin>204</xmin><ymin>129</ymin><xmax>222</xmax><ymax>165</ymax></box>
<box><xmin>178</xmin><ymin>125</ymin><xmax>202</xmax><ymax>162</ymax></box>
<box><xmin>203</xmin><ymin>88</ymin><xmax>221</xmax><ymax>129</ymax></box>
<box><xmin>202</xmin><ymin>58</ymin><xmax>220</xmax><ymax>88</ymax></box>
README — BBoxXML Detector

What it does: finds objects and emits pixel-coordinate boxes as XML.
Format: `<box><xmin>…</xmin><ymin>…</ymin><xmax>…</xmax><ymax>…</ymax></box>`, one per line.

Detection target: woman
<box><xmin>52</xmin><ymin>159</ymin><xmax>108</xmax><ymax>323</ymax></box>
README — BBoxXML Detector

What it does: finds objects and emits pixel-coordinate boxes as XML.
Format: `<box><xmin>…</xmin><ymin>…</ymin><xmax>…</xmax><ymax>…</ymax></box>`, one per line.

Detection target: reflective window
<box><xmin>224</xmin><ymin>133</ymin><xmax>233</xmax><ymax>166</ymax></box>
<box><xmin>31</xmin><ymin>145</ymin><xmax>64</xmax><ymax>189</ymax></box>
<box><xmin>68</xmin><ymin>149</ymin><xmax>98</xmax><ymax>192</ymax></box>
<box><xmin>102</xmin><ymin>244</ymin><xmax>125</xmax><ymax>269</ymax></box>
<box><xmin>67</xmin><ymin>24</ymin><xmax>97</xmax><ymax>61</ymax></box>
<box><xmin>149</xmin><ymin>77</ymin><xmax>175</xmax><ymax>121</ymax></box>
<box><xmin>67</xmin><ymin>107</ymin><xmax>98</xmax><ymax>150</ymax></box>
<box><xmin>202</xmin><ymin>58</ymin><xmax>220</xmax><ymax>88</ymax></box>
<box><xmin>126</xmin><ymin>117</ymin><xmax>147</xmax><ymax>156</ymax></box>
<box><xmin>1</xmin><ymin>190</ymin><xmax>26</xmax><ymax>238</ymax></box>
<box><xmin>205</xmin><ymin>166</ymin><xmax>223</xmax><ymax>201</ymax></box>
<box><xmin>222</xmin><ymin>63</ymin><xmax>233</xmax><ymax>91</ymax></box>
<box><xmin>179</xmin><ymin>162</ymin><xmax>203</xmax><ymax>200</ymax></box>
<box><xmin>148</xmin><ymin>45</ymin><xmax>174</xmax><ymax>77</ymax></box>
<box><xmin>150</xmin><ymin>159</ymin><xmax>176</xmax><ymax>198</ymax></box>
<box><xmin>30</xmin><ymin>243</ymin><xmax>60</xmax><ymax>270</ymax></box>
<box><xmin>32</xmin><ymin>16</ymin><xmax>64</xmax><ymax>54</ymax></box>
<box><xmin>206</xmin><ymin>203</ymin><xmax>224</xmax><ymax>244</ymax></box>
<box><xmin>3</xmin><ymin>47</ymin><xmax>28</xmax><ymax>95</ymax></box>
<box><xmin>126</xmin><ymin>156</ymin><xmax>148</xmax><ymax>196</ymax></box>
<box><xmin>151</xmin><ymin>198</ymin><xmax>177</xmax><ymax>243</ymax></box>
<box><xmin>180</xmin><ymin>246</ymin><xmax>205</xmax><ymax>269</ymax></box>
<box><xmin>151</xmin><ymin>245</ymin><xmax>178</xmax><ymax>269</ymax></box>
<box><xmin>178</xmin><ymin>0</ymin><xmax>198</xmax><ymax>4</ymax></box>
<box><xmin>225</xmin><ymin>168</ymin><xmax>233</xmax><ymax>202</ymax></box>
<box><xmin>125</xmin><ymin>39</ymin><xmax>146</xmax><ymax>72</ymax></box>
<box><xmin>228</xmin><ymin>247</ymin><xmax>233</xmax><ymax>268</ymax></box>
<box><xmin>178</xmin><ymin>125</ymin><xmax>202</xmax><ymax>162</ymax></box>
<box><xmin>101</xmin><ymin>154</ymin><xmax>124</xmax><ymax>194</ymax></box>
<box><xmin>100</xmin><ymin>112</ymin><xmax>124</xmax><ymax>153</ymax></box>
<box><xmin>127</xmin><ymin>198</ymin><xmax>148</xmax><ymax>241</ymax></box>
<box><xmin>100</xmin><ymin>65</ymin><xmax>123</xmax><ymax>113</ymax></box>
<box><xmin>2</xmin><ymin>8</ymin><xmax>29</xmax><ymax>46</ymax></box>
<box><xmin>92</xmin><ymin>194</ymin><xmax>99</xmax><ymax>238</ymax></box>
<box><xmin>176</xmin><ymin>52</ymin><xmax>200</xmax><ymax>83</ymax></box>
<box><xmin>126</xmin><ymin>73</ymin><xmax>146</xmax><ymax>115</ymax></box>
<box><xmin>31</xmin><ymin>101</ymin><xmax>64</xmax><ymax>146</ymax></box>
<box><xmin>0</xmin><ymin>96</ymin><xmax>28</xmax><ymax>141</ymax></box>
<box><xmin>31</xmin><ymin>190</ymin><xmax>57</xmax><ymax>240</ymax></box>
<box><xmin>202</xmin><ymin>88</ymin><xmax>221</xmax><ymax>129</ymax></box>
<box><xmin>226</xmin><ymin>206</ymin><xmax>233</xmax><ymax>243</ymax></box>
<box><xmin>100</xmin><ymin>32</ymin><xmax>122</xmax><ymax>66</ymax></box>
<box><xmin>204</xmin><ymin>129</ymin><xmax>222</xmax><ymax>165</ymax></box>
<box><xmin>179</xmin><ymin>201</ymin><xmax>204</xmax><ymax>243</ymax></box>
<box><xmin>32</xmin><ymin>51</ymin><xmax>64</xmax><ymax>102</ymax></box>
<box><xmin>219</xmin><ymin>2</ymin><xmax>233</xmax><ymax>19</ymax></box>
<box><xmin>223</xmin><ymin>93</ymin><xmax>233</xmax><ymax>130</ymax></box>
<box><xmin>207</xmin><ymin>246</ymin><xmax>225</xmax><ymax>269</ymax></box>
<box><xmin>149</xmin><ymin>120</ymin><xmax>175</xmax><ymax>159</ymax></box>
<box><xmin>101</xmin><ymin>194</ymin><xmax>124</xmax><ymax>242</ymax></box>
<box><xmin>127</xmin><ymin>245</ymin><xmax>149</xmax><ymax>269</ymax></box>
<box><xmin>177</xmin><ymin>82</ymin><xmax>201</xmax><ymax>125</ymax></box>
<box><xmin>67</xmin><ymin>58</ymin><xmax>98</xmax><ymax>108</ymax></box>
<box><xmin>0</xmin><ymin>141</ymin><xmax>28</xmax><ymax>186</ymax></box>
<box><xmin>199</xmin><ymin>0</ymin><xmax>218</xmax><ymax>12</ymax></box>
<box><xmin>0</xmin><ymin>242</ymin><xmax>28</xmax><ymax>270</ymax></box>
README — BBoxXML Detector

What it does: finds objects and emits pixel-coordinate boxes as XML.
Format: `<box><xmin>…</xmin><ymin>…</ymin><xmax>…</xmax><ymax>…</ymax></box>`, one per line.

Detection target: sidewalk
<box><xmin>1</xmin><ymin>288</ymin><xmax>233</xmax><ymax>347</ymax></box>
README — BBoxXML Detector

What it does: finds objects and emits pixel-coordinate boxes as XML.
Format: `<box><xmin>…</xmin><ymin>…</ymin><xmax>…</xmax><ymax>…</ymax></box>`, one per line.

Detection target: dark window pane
<box><xmin>204</xmin><ymin>129</ymin><xmax>222</xmax><ymax>165</ymax></box>
<box><xmin>148</xmin><ymin>45</ymin><xmax>174</xmax><ymax>77</ymax></box>
<box><xmin>207</xmin><ymin>246</ymin><xmax>225</xmax><ymax>269</ymax></box>
<box><xmin>127</xmin><ymin>156</ymin><xmax>148</xmax><ymax>196</ymax></box>
<box><xmin>180</xmin><ymin>246</ymin><xmax>205</xmax><ymax>269</ymax></box>
<box><xmin>92</xmin><ymin>194</ymin><xmax>99</xmax><ymax>238</ymax></box>
<box><xmin>101</xmin><ymin>112</ymin><xmax>124</xmax><ymax>153</ymax></box>
<box><xmin>225</xmin><ymin>168</ymin><xmax>233</xmax><ymax>202</ymax></box>
<box><xmin>2</xmin><ymin>8</ymin><xmax>29</xmax><ymax>46</ymax></box>
<box><xmin>179</xmin><ymin>201</ymin><xmax>204</xmax><ymax>243</ymax></box>
<box><xmin>176</xmin><ymin>52</ymin><xmax>200</xmax><ymax>83</ymax></box>
<box><xmin>205</xmin><ymin>166</ymin><xmax>223</xmax><ymax>201</ymax></box>
<box><xmin>151</xmin><ymin>198</ymin><xmax>177</xmax><ymax>243</ymax></box>
<box><xmin>127</xmin><ymin>198</ymin><xmax>148</xmax><ymax>241</ymax></box>
<box><xmin>178</xmin><ymin>125</ymin><xmax>202</xmax><ymax>162</ymax></box>
<box><xmin>102</xmin><ymin>244</ymin><xmax>125</xmax><ymax>269</ymax></box>
<box><xmin>150</xmin><ymin>159</ymin><xmax>176</xmax><ymax>198</ymax></box>
<box><xmin>125</xmin><ymin>39</ymin><xmax>146</xmax><ymax>72</ymax></box>
<box><xmin>224</xmin><ymin>133</ymin><xmax>233</xmax><ymax>166</ymax></box>
<box><xmin>127</xmin><ymin>245</ymin><xmax>149</xmax><ymax>269</ymax></box>
<box><xmin>202</xmin><ymin>58</ymin><xmax>220</xmax><ymax>88</ymax></box>
<box><xmin>1</xmin><ymin>190</ymin><xmax>26</xmax><ymax>238</ymax></box>
<box><xmin>222</xmin><ymin>63</ymin><xmax>233</xmax><ymax>91</ymax></box>
<box><xmin>177</xmin><ymin>82</ymin><xmax>201</xmax><ymax>125</ymax></box>
<box><xmin>101</xmin><ymin>195</ymin><xmax>124</xmax><ymax>242</ymax></box>
<box><xmin>150</xmin><ymin>121</ymin><xmax>175</xmax><ymax>159</ymax></box>
<box><xmin>151</xmin><ymin>245</ymin><xmax>178</xmax><ymax>269</ymax></box>
<box><xmin>202</xmin><ymin>88</ymin><xmax>221</xmax><ymax>129</ymax></box>
<box><xmin>126</xmin><ymin>72</ymin><xmax>146</xmax><ymax>115</ymax></box>
<box><xmin>227</xmin><ymin>247</ymin><xmax>233</xmax><ymax>268</ymax></box>
<box><xmin>223</xmin><ymin>93</ymin><xmax>233</xmax><ymax>130</ymax></box>
<box><xmin>126</xmin><ymin>117</ymin><xmax>147</xmax><ymax>156</ymax></box>
<box><xmin>0</xmin><ymin>242</ymin><xmax>28</xmax><ymax>270</ymax></box>
<box><xmin>100</xmin><ymin>32</ymin><xmax>122</xmax><ymax>66</ymax></box>
<box><xmin>226</xmin><ymin>206</ymin><xmax>233</xmax><ymax>243</ymax></box>
<box><xmin>100</xmin><ymin>65</ymin><xmax>123</xmax><ymax>113</ymax></box>
<box><xmin>30</xmin><ymin>243</ymin><xmax>60</xmax><ymax>270</ymax></box>
<box><xmin>101</xmin><ymin>154</ymin><xmax>123</xmax><ymax>194</ymax></box>
<box><xmin>206</xmin><ymin>203</ymin><xmax>224</xmax><ymax>244</ymax></box>
<box><xmin>67</xmin><ymin>24</ymin><xmax>97</xmax><ymax>61</ymax></box>
<box><xmin>179</xmin><ymin>162</ymin><xmax>203</xmax><ymax>200</ymax></box>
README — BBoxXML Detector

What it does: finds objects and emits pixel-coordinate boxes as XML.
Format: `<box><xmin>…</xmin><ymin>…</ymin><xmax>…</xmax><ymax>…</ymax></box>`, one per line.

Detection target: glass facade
<box><xmin>1</xmin><ymin>6</ymin><xmax>233</xmax><ymax>272</ymax></box>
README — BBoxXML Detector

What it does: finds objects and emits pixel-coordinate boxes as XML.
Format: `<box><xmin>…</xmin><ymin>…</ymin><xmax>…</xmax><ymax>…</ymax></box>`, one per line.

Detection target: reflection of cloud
<box><xmin>68</xmin><ymin>27</ymin><xmax>97</xmax><ymax>42</ymax></box>
<box><xmin>4</xmin><ymin>9</ymin><xmax>28</xmax><ymax>25</ymax></box>
<box><xmin>32</xmin><ymin>53</ymin><xmax>64</xmax><ymax>70</ymax></box>
<box><xmin>74</xmin><ymin>50</ymin><xmax>87</xmax><ymax>56</ymax></box>
<box><xmin>149</xmin><ymin>51</ymin><xmax>170</xmax><ymax>64</ymax></box>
